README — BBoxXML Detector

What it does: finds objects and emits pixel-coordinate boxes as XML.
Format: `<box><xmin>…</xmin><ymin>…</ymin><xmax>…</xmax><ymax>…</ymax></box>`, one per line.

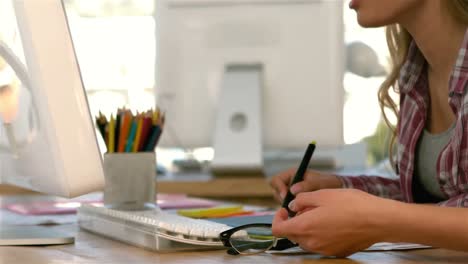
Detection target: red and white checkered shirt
<box><xmin>339</xmin><ymin>30</ymin><xmax>468</xmax><ymax>207</ymax></box>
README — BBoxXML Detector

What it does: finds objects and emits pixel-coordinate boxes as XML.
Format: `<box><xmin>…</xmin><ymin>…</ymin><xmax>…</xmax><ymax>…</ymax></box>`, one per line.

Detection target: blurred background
<box><xmin>55</xmin><ymin>0</ymin><xmax>396</xmax><ymax>175</ymax></box>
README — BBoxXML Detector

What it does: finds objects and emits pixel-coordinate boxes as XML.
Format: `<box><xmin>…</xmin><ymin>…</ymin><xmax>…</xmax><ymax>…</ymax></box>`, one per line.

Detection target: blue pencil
<box><xmin>125</xmin><ymin>119</ymin><xmax>138</xmax><ymax>152</ymax></box>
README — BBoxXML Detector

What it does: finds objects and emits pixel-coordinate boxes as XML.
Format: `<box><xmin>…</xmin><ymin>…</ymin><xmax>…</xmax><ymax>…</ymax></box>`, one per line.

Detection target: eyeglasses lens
<box><xmin>229</xmin><ymin>226</ymin><xmax>276</xmax><ymax>254</ymax></box>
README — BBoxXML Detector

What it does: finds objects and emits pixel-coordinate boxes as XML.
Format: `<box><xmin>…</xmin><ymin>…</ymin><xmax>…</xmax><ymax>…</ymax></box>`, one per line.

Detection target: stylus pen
<box><xmin>282</xmin><ymin>141</ymin><xmax>316</xmax><ymax>217</ymax></box>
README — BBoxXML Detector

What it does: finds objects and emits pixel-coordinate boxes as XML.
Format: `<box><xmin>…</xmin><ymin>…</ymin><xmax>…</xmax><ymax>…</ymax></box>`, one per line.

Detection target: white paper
<box><xmin>268</xmin><ymin>242</ymin><xmax>432</xmax><ymax>254</ymax></box>
<box><xmin>0</xmin><ymin>208</ymin><xmax>77</xmax><ymax>225</ymax></box>
<box><xmin>366</xmin><ymin>242</ymin><xmax>432</xmax><ymax>251</ymax></box>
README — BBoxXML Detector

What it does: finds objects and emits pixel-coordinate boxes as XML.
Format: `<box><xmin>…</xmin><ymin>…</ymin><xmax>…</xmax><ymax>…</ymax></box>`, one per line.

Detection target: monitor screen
<box><xmin>0</xmin><ymin>0</ymin><xmax>104</xmax><ymax>197</ymax></box>
<box><xmin>155</xmin><ymin>0</ymin><xmax>345</xmax><ymax>172</ymax></box>
<box><xmin>156</xmin><ymin>0</ymin><xmax>344</xmax><ymax>150</ymax></box>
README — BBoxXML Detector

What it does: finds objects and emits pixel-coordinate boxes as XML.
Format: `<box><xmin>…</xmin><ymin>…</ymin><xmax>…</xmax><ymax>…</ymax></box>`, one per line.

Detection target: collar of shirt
<box><xmin>398</xmin><ymin>28</ymin><xmax>468</xmax><ymax>97</ymax></box>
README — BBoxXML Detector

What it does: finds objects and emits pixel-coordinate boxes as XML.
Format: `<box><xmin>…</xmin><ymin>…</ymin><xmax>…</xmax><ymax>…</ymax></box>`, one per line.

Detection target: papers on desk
<box><xmin>366</xmin><ymin>242</ymin><xmax>432</xmax><ymax>251</ymax></box>
<box><xmin>268</xmin><ymin>242</ymin><xmax>432</xmax><ymax>254</ymax></box>
<box><xmin>4</xmin><ymin>193</ymin><xmax>219</xmax><ymax>215</ymax></box>
<box><xmin>0</xmin><ymin>207</ymin><xmax>77</xmax><ymax>225</ymax></box>
<box><xmin>0</xmin><ymin>193</ymin><xmax>220</xmax><ymax>227</ymax></box>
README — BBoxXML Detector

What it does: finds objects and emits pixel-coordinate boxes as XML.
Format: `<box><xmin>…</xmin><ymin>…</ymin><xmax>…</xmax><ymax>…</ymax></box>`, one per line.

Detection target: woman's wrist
<box><xmin>368</xmin><ymin>197</ymin><xmax>407</xmax><ymax>243</ymax></box>
<box><xmin>332</xmin><ymin>175</ymin><xmax>347</xmax><ymax>189</ymax></box>
<box><xmin>318</xmin><ymin>174</ymin><xmax>344</xmax><ymax>189</ymax></box>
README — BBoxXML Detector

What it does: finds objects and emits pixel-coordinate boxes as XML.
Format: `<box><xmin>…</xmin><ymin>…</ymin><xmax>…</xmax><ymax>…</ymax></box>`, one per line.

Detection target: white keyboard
<box><xmin>136</xmin><ymin>209</ymin><xmax>232</xmax><ymax>241</ymax></box>
<box><xmin>78</xmin><ymin>204</ymin><xmax>233</xmax><ymax>249</ymax></box>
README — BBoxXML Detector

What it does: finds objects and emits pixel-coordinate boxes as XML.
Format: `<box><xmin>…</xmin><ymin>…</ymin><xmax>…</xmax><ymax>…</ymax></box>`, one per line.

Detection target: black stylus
<box><xmin>281</xmin><ymin>141</ymin><xmax>316</xmax><ymax>217</ymax></box>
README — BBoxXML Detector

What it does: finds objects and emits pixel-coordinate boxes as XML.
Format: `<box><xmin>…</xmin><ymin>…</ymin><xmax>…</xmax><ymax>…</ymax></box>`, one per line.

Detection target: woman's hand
<box><xmin>269</xmin><ymin>168</ymin><xmax>343</xmax><ymax>202</ymax></box>
<box><xmin>272</xmin><ymin>189</ymin><xmax>394</xmax><ymax>257</ymax></box>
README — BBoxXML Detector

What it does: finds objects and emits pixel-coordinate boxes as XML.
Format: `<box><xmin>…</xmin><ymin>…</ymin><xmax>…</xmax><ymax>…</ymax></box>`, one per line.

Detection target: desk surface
<box><xmin>1</xmin><ymin>224</ymin><xmax>468</xmax><ymax>264</ymax></box>
<box><xmin>0</xmin><ymin>176</ymin><xmax>277</xmax><ymax>207</ymax></box>
<box><xmin>1</xmin><ymin>189</ymin><xmax>468</xmax><ymax>263</ymax></box>
<box><xmin>0</xmin><ymin>176</ymin><xmax>274</xmax><ymax>198</ymax></box>
<box><xmin>0</xmin><ymin>195</ymin><xmax>467</xmax><ymax>264</ymax></box>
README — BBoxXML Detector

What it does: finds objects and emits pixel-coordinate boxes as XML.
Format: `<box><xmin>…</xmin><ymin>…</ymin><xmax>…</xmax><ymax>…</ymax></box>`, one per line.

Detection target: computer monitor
<box><xmin>0</xmin><ymin>0</ymin><xmax>104</xmax><ymax>244</ymax></box>
<box><xmin>155</xmin><ymin>0</ymin><xmax>344</xmax><ymax>173</ymax></box>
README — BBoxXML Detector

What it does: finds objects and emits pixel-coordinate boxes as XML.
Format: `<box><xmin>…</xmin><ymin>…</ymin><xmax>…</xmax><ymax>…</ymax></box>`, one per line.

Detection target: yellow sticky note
<box><xmin>177</xmin><ymin>205</ymin><xmax>243</xmax><ymax>218</ymax></box>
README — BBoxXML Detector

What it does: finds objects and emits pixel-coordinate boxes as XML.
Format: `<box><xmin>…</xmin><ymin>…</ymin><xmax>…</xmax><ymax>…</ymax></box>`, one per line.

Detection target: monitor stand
<box><xmin>211</xmin><ymin>64</ymin><xmax>264</xmax><ymax>176</ymax></box>
<box><xmin>0</xmin><ymin>225</ymin><xmax>74</xmax><ymax>246</ymax></box>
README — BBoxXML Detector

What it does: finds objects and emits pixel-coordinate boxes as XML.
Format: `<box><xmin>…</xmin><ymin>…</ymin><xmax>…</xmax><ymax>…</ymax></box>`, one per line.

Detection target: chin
<box><xmin>356</xmin><ymin>14</ymin><xmax>392</xmax><ymax>28</ymax></box>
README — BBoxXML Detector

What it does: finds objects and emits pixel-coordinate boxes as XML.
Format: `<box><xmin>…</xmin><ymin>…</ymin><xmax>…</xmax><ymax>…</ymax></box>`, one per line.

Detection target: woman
<box><xmin>270</xmin><ymin>0</ymin><xmax>468</xmax><ymax>257</ymax></box>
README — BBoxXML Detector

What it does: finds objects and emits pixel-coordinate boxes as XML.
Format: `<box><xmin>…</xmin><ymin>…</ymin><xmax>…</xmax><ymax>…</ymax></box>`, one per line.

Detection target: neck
<box><xmin>401</xmin><ymin>1</ymin><xmax>466</xmax><ymax>79</ymax></box>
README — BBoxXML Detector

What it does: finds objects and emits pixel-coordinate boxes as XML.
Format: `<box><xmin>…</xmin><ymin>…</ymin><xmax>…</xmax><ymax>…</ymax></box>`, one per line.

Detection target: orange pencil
<box><xmin>132</xmin><ymin>115</ymin><xmax>143</xmax><ymax>152</ymax></box>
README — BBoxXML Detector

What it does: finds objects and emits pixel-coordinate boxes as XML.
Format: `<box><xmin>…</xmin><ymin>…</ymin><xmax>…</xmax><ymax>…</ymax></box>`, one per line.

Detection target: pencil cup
<box><xmin>103</xmin><ymin>152</ymin><xmax>157</xmax><ymax>211</ymax></box>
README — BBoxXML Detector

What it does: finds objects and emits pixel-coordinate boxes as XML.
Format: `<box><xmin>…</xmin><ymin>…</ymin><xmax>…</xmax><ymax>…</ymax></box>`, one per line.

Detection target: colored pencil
<box><xmin>125</xmin><ymin>118</ymin><xmax>138</xmax><ymax>152</ymax></box>
<box><xmin>138</xmin><ymin>116</ymin><xmax>153</xmax><ymax>151</ymax></box>
<box><xmin>118</xmin><ymin>111</ymin><xmax>132</xmax><ymax>153</ymax></box>
<box><xmin>108</xmin><ymin>114</ymin><xmax>115</xmax><ymax>153</ymax></box>
<box><xmin>132</xmin><ymin>116</ymin><xmax>143</xmax><ymax>152</ymax></box>
<box><xmin>114</xmin><ymin>109</ymin><xmax>122</xmax><ymax>151</ymax></box>
<box><xmin>144</xmin><ymin>125</ymin><xmax>161</xmax><ymax>151</ymax></box>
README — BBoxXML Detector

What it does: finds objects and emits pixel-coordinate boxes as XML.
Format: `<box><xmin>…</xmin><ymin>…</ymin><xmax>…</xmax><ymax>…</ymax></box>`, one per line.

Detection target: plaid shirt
<box><xmin>339</xmin><ymin>30</ymin><xmax>468</xmax><ymax>207</ymax></box>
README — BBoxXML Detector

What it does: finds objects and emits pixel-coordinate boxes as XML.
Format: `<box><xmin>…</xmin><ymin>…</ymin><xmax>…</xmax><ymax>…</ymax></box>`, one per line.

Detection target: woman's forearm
<box><xmin>338</xmin><ymin>175</ymin><xmax>403</xmax><ymax>201</ymax></box>
<box><xmin>377</xmin><ymin>200</ymin><xmax>468</xmax><ymax>251</ymax></box>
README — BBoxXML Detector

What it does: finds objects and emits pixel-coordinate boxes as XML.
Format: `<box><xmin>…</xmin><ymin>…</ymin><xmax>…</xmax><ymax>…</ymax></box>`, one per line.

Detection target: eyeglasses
<box><xmin>219</xmin><ymin>223</ymin><xmax>297</xmax><ymax>255</ymax></box>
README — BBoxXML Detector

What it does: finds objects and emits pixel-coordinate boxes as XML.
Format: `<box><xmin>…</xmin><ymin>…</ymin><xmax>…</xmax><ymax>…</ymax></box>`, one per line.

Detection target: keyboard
<box><xmin>78</xmin><ymin>204</ymin><xmax>233</xmax><ymax>251</ymax></box>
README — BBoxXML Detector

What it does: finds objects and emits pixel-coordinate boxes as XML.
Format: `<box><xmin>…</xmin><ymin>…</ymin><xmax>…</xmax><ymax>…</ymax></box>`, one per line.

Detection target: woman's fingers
<box><xmin>271</xmin><ymin>208</ymin><xmax>291</xmax><ymax>238</ymax></box>
<box><xmin>270</xmin><ymin>168</ymin><xmax>296</xmax><ymax>200</ymax></box>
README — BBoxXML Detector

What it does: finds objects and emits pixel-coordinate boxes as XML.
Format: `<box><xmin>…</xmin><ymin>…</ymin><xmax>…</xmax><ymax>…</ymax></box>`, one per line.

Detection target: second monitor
<box><xmin>155</xmin><ymin>0</ymin><xmax>344</xmax><ymax>173</ymax></box>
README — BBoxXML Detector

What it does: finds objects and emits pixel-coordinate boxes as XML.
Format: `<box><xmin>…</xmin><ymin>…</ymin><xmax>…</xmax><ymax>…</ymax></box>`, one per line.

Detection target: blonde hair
<box><xmin>379</xmin><ymin>0</ymin><xmax>468</xmax><ymax>167</ymax></box>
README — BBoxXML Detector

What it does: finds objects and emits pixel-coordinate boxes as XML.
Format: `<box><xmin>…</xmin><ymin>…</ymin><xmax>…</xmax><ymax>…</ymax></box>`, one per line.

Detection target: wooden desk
<box><xmin>1</xmin><ymin>224</ymin><xmax>468</xmax><ymax>264</ymax></box>
<box><xmin>158</xmin><ymin>177</ymin><xmax>273</xmax><ymax>198</ymax></box>
<box><xmin>158</xmin><ymin>176</ymin><xmax>276</xmax><ymax>206</ymax></box>
<box><xmin>0</xmin><ymin>176</ymin><xmax>274</xmax><ymax>198</ymax></box>
<box><xmin>0</xmin><ymin>194</ymin><xmax>467</xmax><ymax>264</ymax></box>
<box><xmin>0</xmin><ymin>176</ymin><xmax>277</xmax><ymax>207</ymax></box>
